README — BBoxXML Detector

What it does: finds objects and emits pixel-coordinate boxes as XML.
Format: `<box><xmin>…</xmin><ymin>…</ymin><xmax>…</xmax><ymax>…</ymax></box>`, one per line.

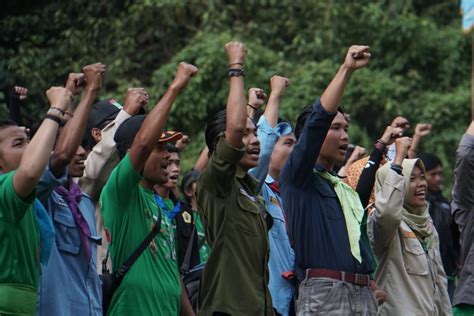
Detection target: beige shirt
<box><xmin>368</xmin><ymin>170</ymin><xmax>451</xmax><ymax>316</ymax></box>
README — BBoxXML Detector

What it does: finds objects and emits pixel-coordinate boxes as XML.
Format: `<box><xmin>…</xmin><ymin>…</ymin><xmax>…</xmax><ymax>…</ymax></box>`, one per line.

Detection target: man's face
<box><xmin>406</xmin><ymin>165</ymin><xmax>428</xmax><ymax>208</ymax></box>
<box><xmin>143</xmin><ymin>143</ymin><xmax>171</xmax><ymax>185</ymax></box>
<box><xmin>239</xmin><ymin>117</ymin><xmax>260</xmax><ymax>170</ymax></box>
<box><xmin>164</xmin><ymin>151</ymin><xmax>181</xmax><ymax>190</ymax></box>
<box><xmin>318</xmin><ymin>112</ymin><xmax>349</xmax><ymax>165</ymax></box>
<box><xmin>270</xmin><ymin>133</ymin><xmax>296</xmax><ymax>175</ymax></box>
<box><xmin>0</xmin><ymin>126</ymin><xmax>29</xmax><ymax>173</ymax></box>
<box><xmin>425</xmin><ymin>164</ymin><xmax>442</xmax><ymax>192</ymax></box>
<box><xmin>67</xmin><ymin>145</ymin><xmax>87</xmax><ymax>178</ymax></box>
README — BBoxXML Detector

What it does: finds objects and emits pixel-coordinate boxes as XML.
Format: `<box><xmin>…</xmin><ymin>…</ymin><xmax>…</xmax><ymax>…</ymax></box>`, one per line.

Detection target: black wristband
<box><xmin>247</xmin><ymin>103</ymin><xmax>257</xmax><ymax>110</ymax></box>
<box><xmin>45</xmin><ymin>114</ymin><xmax>65</xmax><ymax>126</ymax></box>
<box><xmin>374</xmin><ymin>140</ymin><xmax>387</xmax><ymax>154</ymax></box>
<box><xmin>228</xmin><ymin>68</ymin><xmax>244</xmax><ymax>77</ymax></box>
<box><xmin>390</xmin><ymin>163</ymin><xmax>403</xmax><ymax>175</ymax></box>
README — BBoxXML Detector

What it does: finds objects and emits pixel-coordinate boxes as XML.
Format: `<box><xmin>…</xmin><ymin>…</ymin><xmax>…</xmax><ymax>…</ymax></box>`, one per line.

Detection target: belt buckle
<box><xmin>354</xmin><ymin>273</ymin><xmax>367</xmax><ymax>286</ymax></box>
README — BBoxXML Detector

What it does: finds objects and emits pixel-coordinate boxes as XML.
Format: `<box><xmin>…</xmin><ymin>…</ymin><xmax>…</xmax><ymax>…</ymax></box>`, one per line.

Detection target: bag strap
<box><xmin>113</xmin><ymin>209</ymin><xmax>162</xmax><ymax>282</ymax></box>
<box><xmin>180</xmin><ymin>223</ymin><xmax>196</xmax><ymax>274</ymax></box>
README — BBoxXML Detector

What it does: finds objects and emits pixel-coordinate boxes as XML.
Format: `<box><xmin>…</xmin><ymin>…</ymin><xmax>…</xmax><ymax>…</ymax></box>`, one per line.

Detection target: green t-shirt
<box><xmin>0</xmin><ymin>171</ymin><xmax>40</xmax><ymax>313</ymax></box>
<box><xmin>193</xmin><ymin>211</ymin><xmax>210</xmax><ymax>263</ymax></box>
<box><xmin>99</xmin><ymin>154</ymin><xmax>181</xmax><ymax>316</ymax></box>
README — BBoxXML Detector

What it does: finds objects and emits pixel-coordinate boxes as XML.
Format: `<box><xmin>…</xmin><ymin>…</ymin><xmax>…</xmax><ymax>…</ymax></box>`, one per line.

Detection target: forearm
<box><xmin>264</xmin><ymin>94</ymin><xmax>281</xmax><ymax>127</ymax></box>
<box><xmin>408</xmin><ymin>134</ymin><xmax>421</xmax><ymax>159</ymax></box>
<box><xmin>467</xmin><ymin>120</ymin><xmax>474</xmax><ymax>135</ymax></box>
<box><xmin>130</xmin><ymin>86</ymin><xmax>179</xmax><ymax>170</ymax></box>
<box><xmin>356</xmin><ymin>148</ymin><xmax>385</xmax><ymax>207</ymax></box>
<box><xmin>14</xmin><ymin>118</ymin><xmax>60</xmax><ymax>197</ymax></box>
<box><xmin>193</xmin><ymin>146</ymin><xmax>209</xmax><ymax>171</ymax></box>
<box><xmin>225</xmin><ymin>73</ymin><xmax>247</xmax><ymax>148</ymax></box>
<box><xmin>320</xmin><ymin>65</ymin><xmax>353</xmax><ymax>113</ymax></box>
<box><xmin>180</xmin><ymin>281</ymin><xmax>195</xmax><ymax>316</ymax></box>
<box><xmin>8</xmin><ymin>93</ymin><xmax>21</xmax><ymax>124</ymax></box>
<box><xmin>51</xmin><ymin>88</ymin><xmax>98</xmax><ymax>175</ymax></box>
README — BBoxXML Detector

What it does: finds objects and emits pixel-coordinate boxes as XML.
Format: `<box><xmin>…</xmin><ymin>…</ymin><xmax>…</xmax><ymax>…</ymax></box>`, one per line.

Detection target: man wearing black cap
<box><xmin>99</xmin><ymin>62</ymin><xmax>198</xmax><ymax>316</ymax></box>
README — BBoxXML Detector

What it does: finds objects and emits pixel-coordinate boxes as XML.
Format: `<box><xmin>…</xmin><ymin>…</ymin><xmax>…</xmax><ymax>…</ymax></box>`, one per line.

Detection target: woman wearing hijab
<box><xmin>368</xmin><ymin>137</ymin><xmax>451</xmax><ymax>315</ymax></box>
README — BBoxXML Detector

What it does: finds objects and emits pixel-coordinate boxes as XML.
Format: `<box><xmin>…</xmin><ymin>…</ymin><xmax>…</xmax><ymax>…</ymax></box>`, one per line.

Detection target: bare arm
<box><xmin>129</xmin><ymin>62</ymin><xmax>198</xmax><ymax>172</ymax></box>
<box><xmin>13</xmin><ymin>87</ymin><xmax>70</xmax><ymax>198</ymax></box>
<box><xmin>265</xmin><ymin>76</ymin><xmax>290</xmax><ymax>127</ymax></box>
<box><xmin>193</xmin><ymin>146</ymin><xmax>209</xmax><ymax>171</ymax></box>
<box><xmin>224</xmin><ymin>42</ymin><xmax>247</xmax><ymax>148</ymax></box>
<box><xmin>320</xmin><ymin>46</ymin><xmax>370</xmax><ymax>113</ymax></box>
<box><xmin>50</xmin><ymin>64</ymin><xmax>106</xmax><ymax>177</ymax></box>
<box><xmin>408</xmin><ymin>123</ymin><xmax>431</xmax><ymax>158</ymax></box>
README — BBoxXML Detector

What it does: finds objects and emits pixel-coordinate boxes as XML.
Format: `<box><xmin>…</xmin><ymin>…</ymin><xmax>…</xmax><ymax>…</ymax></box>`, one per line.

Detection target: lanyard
<box><xmin>154</xmin><ymin>193</ymin><xmax>181</xmax><ymax>221</ymax></box>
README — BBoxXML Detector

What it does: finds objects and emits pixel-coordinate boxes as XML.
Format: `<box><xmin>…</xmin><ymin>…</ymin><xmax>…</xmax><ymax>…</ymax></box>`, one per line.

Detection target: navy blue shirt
<box><xmin>280</xmin><ymin>100</ymin><xmax>373</xmax><ymax>282</ymax></box>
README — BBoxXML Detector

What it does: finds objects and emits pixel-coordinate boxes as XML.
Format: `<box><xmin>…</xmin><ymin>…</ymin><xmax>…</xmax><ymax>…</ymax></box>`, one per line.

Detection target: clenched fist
<box><xmin>171</xmin><ymin>62</ymin><xmax>198</xmax><ymax>91</ymax></box>
<box><xmin>83</xmin><ymin>63</ymin><xmax>107</xmax><ymax>91</ymax></box>
<box><xmin>124</xmin><ymin>88</ymin><xmax>149</xmax><ymax>115</ymax></box>
<box><xmin>343</xmin><ymin>45</ymin><xmax>371</xmax><ymax>70</ymax></box>
<box><xmin>225</xmin><ymin>41</ymin><xmax>247</xmax><ymax>66</ymax></box>
<box><xmin>65</xmin><ymin>73</ymin><xmax>86</xmax><ymax>96</ymax></box>
<box><xmin>46</xmin><ymin>87</ymin><xmax>73</xmax><ymax>112</ymax></box>
<box><xmin>270</xmin><ymin>76</ymin><xmax>290</xmax><ymax>98</ymax></box>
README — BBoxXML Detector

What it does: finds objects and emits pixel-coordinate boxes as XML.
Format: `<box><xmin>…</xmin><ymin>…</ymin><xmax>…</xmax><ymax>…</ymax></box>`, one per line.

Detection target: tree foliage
<box><xmin>1</xmin><ymin>0</ymin><xmax>470</xmax><ymax>193</ymax></box>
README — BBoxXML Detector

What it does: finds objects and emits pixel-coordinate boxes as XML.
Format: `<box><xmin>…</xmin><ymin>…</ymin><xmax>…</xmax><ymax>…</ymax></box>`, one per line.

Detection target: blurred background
<box><xmin>0</xmin><ymin>0</ymin><xmax>470</xmax><ymax>194</ymax></box>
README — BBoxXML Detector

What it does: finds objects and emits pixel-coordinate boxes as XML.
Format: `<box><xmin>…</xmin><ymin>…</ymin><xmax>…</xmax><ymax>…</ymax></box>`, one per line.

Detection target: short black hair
<box><xmin>165</xmin><ymin>143</ymin><xmax>180</xmax><ymax>156</ymax></box>
<box><xmin>205</xmin><ymin>110</ymin><xmax>227</xmax><ymax>156</ymax></box>
<box><xmin>294</xmin><ymin>104</ymin><xmax>346</xmax><ymax>139</ymax></box>
<box><xmin>0</xmin><ymin>119</ymin><xmax>18</xmax><ymax>130</ymax></box>
<box><xmin>417</xmin><ymin>152</ymin><xmax>442</xmax><ymax>171</ymax></box>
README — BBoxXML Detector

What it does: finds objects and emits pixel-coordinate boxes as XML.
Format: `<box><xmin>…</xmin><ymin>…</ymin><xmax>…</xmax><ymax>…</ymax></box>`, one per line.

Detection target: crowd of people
<box><xmin>0</xmin><ymin>41</ymin><xmax>473</xmax><ymax>316</ymax></box>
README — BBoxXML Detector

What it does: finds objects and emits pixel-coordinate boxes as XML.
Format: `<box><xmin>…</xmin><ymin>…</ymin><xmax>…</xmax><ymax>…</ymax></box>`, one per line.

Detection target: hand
<box><xmin>65</xmin><ymin>73</ymin><xmax>86</xmax><ymax>96</ymax></box>
<box><xmin>171</xmin><ymin>62</ymin><xmax>198</xmax><ymax>91</ymax></box>
<box><xmin>46</xmin><ymin>87</ymin><xmax>73</xmax><ymax>112</ymax></box>
<box><xmin>370</xmin><ymin>281</ymin><xmax>387</xmax><ymax>305</ymax></box>
<box><xmin>225</xmin><ymin>41</ymin><xmax>247</xmax><ymax>65</ymax></box>
<box><xmin>123</xmin><ymin>88</ymin><xmax>149</xmax><ymax>115</ymax></box>
<box><xmin>175</xmin><ymin>134</ymin><xmax>190</xmax><ymax>150</ymax></box>
<box><xmin>83</xmin><ymin>63</ymin><xmax>107</xmax><ymax>91</ymax></box>
<box><xmin>269</xmin><ymin>75</ymin><xmax>290</xmax><ymax>97</ymax></box>
<box><xmin>247</xmin><ymin>88</ymin><xmax>267</xmax><ymax>109</ymax></box>
<box><xmin>390</xmin><ymin>116</ymin><xmax>410</xmax><ymax>132</ymax></box>
<box><xmin>379</xmin><ymin>126</ymin><xmax>404</xmax><ymax>146</ymax></box>
<box><xmin>414</xmin><ymin>123</ymin><xmax>432</xmax><ymax>137</ymax></box>
<box><xmin>13</xmin><ymin>86</ymin><xmax>28</xmax><ymax>100</ymax></box>
<box><xmin>343</xmin><ymin>45</ymin><xmax>371</xmax><ymax>70</ymax></box>
<box><xmin>394</xmin><ymin>136</ymin><xmax>412</xmax><ymax>161</ymax></box>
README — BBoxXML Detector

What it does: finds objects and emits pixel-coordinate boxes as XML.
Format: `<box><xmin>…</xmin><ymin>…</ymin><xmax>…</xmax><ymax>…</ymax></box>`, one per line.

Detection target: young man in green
<box><xmin>99</xmin><ymin>62</ymin><xmax>198</xmax><ymax>316</ymax></box>
<box><xmin>0</xmin><ymin>87</ymin><xmax>70</xmax><ymax>315</ymax></box>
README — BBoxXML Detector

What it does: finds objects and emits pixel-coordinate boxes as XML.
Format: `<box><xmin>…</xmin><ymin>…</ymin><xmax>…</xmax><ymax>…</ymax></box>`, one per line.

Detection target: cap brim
<box><xmin>158</xmin><ymin>131</ymin><xmax>183</xmax><ymax>143</ymax></box>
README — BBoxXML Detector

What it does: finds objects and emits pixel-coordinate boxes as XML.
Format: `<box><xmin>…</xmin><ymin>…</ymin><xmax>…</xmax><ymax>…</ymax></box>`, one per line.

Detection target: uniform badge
<box><xmin>182</xmin><ymin>211</ymin><xmax>192</xmax><ymax>224</ymax></box>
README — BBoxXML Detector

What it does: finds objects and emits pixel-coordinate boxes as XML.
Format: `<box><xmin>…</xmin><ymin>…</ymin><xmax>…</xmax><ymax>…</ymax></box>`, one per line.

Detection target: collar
<box><xmin>265</xmin><ymin>174</ymin><xmax>275</xmax><ymax>184</ymax></box>
<box><xmin>236</xmin><ymin>166</ymin><xmax>247</xmax><ymax>179</ymax></box>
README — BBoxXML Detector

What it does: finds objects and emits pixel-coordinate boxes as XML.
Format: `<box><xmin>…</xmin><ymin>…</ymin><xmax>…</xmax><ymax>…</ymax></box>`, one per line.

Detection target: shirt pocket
<box><xmin>235</xmin><ymin>193</ymin><xmax>262</xmax><ymax>238</ymax></box>
<box><xmin>53</xmin><ymin>208</ymin><xmax>81</xmax><ymax>255</ymax></box>
<box><xmin>314</xmin><ymin>184</ymin><xmax>342</xmax><ymax>220</ymax></box>
<box><xmin>402</xmin><ymin>236</ymin><xmax>429</xmax><ymax>275</ymax></box>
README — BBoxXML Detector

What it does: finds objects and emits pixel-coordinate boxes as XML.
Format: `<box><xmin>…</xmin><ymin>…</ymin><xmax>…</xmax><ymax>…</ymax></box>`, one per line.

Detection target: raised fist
<box><xmin>270</xmin><ymin>76</ymin><xmax>290</xmax><ymax>97</ymax></box>
<box><xmin>380</xmin><ymin>126</ymin><xmax>404</xmax><ymax>146</ymax></box>
<box><xmin>171</xmin><ymin>62</ymin><xmax>198</xmax><ymax>91</ymax></box>
<box><xmin>13</xmin><ymin>86</ymin><xmax>28</xmax><ymax>100</ymax></box>
<box><xmin>65</xmin><ymin>73</ymin><xmax>86</xmax><ymax>96</ymax></box>
<box><xmin>175</xmin><ymin>134</ymin><xmax>190</xmax><ymax>150</ymax></box>
<box><xmin>46</xmin><ymin>87</ymin><xmax>73</xmax><ymax>112</ymax></box>
<box><xmin>395</xmin><ymin>136</ymin><xmax>412</xmax><ymax>160</ymax></box>
<box><xmin>343</xmin><ymin>45</ymin><xmax>371</xmax><ymax>70</ymax></box>
<box><xmin>123</xmin><ymin>88</ymin><xmax>149</xmax><ymax>115</ymax></box>
<box><xmin>390</xmin><ymin>116</ymin><xmax>410</xmax><ymax>132</ymax></box>
<box><xmin>414</xmin><ymin>123</ymin><xmax>432</xmax><ymax>137</ymax></box>
<box><xmin>83</xmin><ymin>63</ymin><xmax>107</xmax><ymax>91</ymax></box>
<box><xmin>347</xmin><ymin>145</ymin><xmax>367</xmax><ymax>164</ymax></box>
<box><xmin>225</xmin><ymin>41</ymin><xmax>247</xmax><ymax>65</ymax></box>
<box><xmin>248</xmin><ymin>88</ymin><xmax>267</xmax><ymax>109</ymax></box>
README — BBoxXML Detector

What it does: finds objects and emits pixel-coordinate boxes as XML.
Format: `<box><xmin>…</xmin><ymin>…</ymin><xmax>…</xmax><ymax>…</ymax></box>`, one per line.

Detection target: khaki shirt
<box><xmin>197</xmin><ymin>136</ymin><xmax>273</xmax><ymax>316</ymax></box>
<box><xmin>368</xmin><ymin>170</ymin><xmax>451</xmax><ymax>316</ymax></box>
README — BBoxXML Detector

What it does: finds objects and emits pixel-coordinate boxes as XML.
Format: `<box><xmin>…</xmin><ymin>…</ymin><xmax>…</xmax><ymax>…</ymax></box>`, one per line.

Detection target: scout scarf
<box><xmin>55</xmin><ymin>180</ymin><xmax>92</xmax><ymax>259</ymax></box>
<box><xmin>317</xmin><ymin>170</ymin><xmax>364</xmax><ymax>263</ymax></box>
<box><xmin>154</xmin><ymin>193</ymin><xmax>181</xmax><ymax>221</ymax></box>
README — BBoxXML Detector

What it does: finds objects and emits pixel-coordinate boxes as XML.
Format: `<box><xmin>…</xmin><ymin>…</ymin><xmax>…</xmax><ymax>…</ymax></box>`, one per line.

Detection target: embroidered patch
<box><xmin>182</xmin><ymin>211</ymin><xmax>192</xmax><ymax>224</ymax></box>
<box><xmin>404</xmin><ymin>231</ymin><xmax>416</xmax><ymax>238</ymax></box>
<box><xmin>270</xmin><ymin>196</ymin><xmax>280</xmax><ymax>206</ymax></box>
<box><xmin>239</xmin><ymin>187</ymin><xmax>256</xmax><ymax>202</ymax></box>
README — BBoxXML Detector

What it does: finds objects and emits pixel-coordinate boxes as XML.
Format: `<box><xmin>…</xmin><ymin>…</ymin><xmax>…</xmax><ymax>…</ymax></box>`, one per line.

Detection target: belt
<box><xmin>306</xmin><ymin>268</ymin><xmax>371</xmax><ymax>286</ymax></box>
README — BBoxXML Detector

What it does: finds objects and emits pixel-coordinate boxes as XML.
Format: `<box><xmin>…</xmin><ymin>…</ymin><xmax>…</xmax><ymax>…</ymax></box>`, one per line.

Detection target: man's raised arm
<box><xmin>129</xmin><ymin>62</ymin><xmax>198</xmax><ymax>172</ymax></box>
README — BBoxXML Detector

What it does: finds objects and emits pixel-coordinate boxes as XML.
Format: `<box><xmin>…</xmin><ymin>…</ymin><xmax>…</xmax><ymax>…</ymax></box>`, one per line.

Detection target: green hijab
<box><xmin>375</xmin><ymin>159</ymin><xmax>433</xmax><ymax>249</ymax></box>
